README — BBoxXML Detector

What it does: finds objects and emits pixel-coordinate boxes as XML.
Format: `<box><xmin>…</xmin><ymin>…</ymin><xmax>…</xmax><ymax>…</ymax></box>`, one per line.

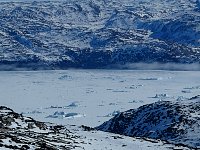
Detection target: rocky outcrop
<box><xmin>97</xmin><ymin>96</ymin><xmax>200</xmax><ymax>149</ymax></box>
<box><xmin>0</xmin><ymin>106</ymin><xmax>82</xmax><ymax>149</ymax></box>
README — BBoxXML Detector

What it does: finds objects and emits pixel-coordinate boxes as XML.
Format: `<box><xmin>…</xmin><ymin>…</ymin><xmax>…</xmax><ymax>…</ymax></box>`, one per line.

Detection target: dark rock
<box><xmin>96</xmin><ymin>96</ymin><xmax>200</xmax><ymax>149</ymax></box>
<box><xmin>0</xmin><ymin>106</ymin><xmax>84</xmax><ymax>149</ymax></box>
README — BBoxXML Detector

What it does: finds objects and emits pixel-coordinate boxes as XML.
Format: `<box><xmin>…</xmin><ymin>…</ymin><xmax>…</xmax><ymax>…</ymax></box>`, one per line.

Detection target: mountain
<box><xmin>96</xmin><ymin>95</ymin><xmax>200</xmax><ymax>149</ymax></box>
<box><xmin>0</xmin><ymin>0</ymin><xmax>200</xmax><ymax>69</ymax></box>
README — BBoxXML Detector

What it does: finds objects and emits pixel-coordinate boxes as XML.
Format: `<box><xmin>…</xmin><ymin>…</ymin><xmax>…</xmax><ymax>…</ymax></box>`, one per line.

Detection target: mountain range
<box><xmin>0</xmin><ymin>0</ymin><xmax>200</xmax><ymax>69</ymax></box>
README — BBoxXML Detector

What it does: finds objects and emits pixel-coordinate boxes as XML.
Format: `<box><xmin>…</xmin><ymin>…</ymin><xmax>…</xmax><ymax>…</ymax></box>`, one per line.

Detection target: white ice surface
<box><xmin>73</xmin><ymin>130</ymin><xmax>190</xmax><ymax>150</ymax></box>
<box><xmin>0</xmin><ymin>69</ymin><xmax>199</xmax><ymax>128</ymax></box>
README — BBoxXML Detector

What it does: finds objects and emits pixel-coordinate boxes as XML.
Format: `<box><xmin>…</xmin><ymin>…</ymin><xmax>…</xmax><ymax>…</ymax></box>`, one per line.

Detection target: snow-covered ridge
<box><xmin>0</xmin><ymin>0</ymin><xmax>200</xmax><ymax>69</ymax></box>
<box><xmin>97</xmin><ymin>96</ymin><xmax>200</xmax><ymax>149</ymax></box>
<box><xmin>0</xmin><ymin>105</ymin><xmax>191</xmax><ymax>150</ymax></box>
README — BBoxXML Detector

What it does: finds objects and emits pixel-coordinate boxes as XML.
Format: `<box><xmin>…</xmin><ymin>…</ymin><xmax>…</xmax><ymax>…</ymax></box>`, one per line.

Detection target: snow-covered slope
<box><xmin>0</xmin><ymin>0</ymin><xmax>200</xmax><ymax>69</ymax></box>
<box><xmin>97</xmin><ymin>96</ymin><xmax>200</xmax><ymax>149</ymax></box>
<box><xmin>0</xmin><ymin>106</ymin><xmax>82</xmax><ymax>149</ymax></box>
<box><xmin>0</xmin><ymin>106</ymin><xmax>190</xmax><ymax>150</ymax></box>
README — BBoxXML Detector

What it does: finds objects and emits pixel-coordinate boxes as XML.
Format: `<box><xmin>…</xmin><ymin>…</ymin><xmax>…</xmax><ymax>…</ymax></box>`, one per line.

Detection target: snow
<box><xmin>0</xmin><ymin>0</ymin><xmax>199</xmax><ymax>148</ymax></box>
<box><xmin>0</xmin><ymin>0</ymin><xmax>199</xmax><ymax>69</ymax></box>
<box><xmin>97</xmin><ymin>96</ymin><xmax>200</xmax><ymax>148</ymax></box>
<box><xmin>0</xmin><ymin>69</ymin><xmax>199</xmax><ymax>128</ymax></box>
<box><xmin>0</xmin><ymin>106</ymin><xmax>192</xmax><ymax>150</ymax></box>
<box><xmin>0</xmin><ymin>69</ymin><xmax>199</xmax><ymax>149</ymax></box>
<box><xmin>74</xmin><ymin>130</ymin><xmax>188</xmax><ymax>150</ymax></box>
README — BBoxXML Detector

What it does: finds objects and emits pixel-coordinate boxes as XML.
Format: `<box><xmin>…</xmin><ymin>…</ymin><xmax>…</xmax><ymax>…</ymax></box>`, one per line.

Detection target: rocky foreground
<box><xmin>0</xmin><ymin>106</ymin><xmax>85</xmax><ymax>149</ymax></box>
<box><xmin>0</xmin><ymin>105</ymin><xmax>193</xmax><ymax>150</ymax></box>
<box><xmin>97</xmin><ymin>96</ymin><xmax>200</xmax><ymax>149</ymax></box>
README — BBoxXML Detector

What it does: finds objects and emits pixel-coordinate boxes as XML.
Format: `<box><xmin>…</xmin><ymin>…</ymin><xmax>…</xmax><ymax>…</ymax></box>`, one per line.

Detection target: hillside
<box><xmin>97</xmin><ymin>96</ymin><xmax>200</xmax><ymax>149</ymax></box>
<box><xmin>0</xmin><ymin>0</ymin><xmax>200</xmax><ymax>69</ymax></box>
<box><xmin>0</xmin><ymin>106</ymin><xmax>190</xmax><ymax>150</ymax></box>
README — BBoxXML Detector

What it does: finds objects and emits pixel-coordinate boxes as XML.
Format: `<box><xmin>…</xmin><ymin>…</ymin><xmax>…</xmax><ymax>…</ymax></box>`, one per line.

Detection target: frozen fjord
<box><xmin>0</xmin><ymin>70</ymin><xmax>200</xmax><ymax>127</ymax></box>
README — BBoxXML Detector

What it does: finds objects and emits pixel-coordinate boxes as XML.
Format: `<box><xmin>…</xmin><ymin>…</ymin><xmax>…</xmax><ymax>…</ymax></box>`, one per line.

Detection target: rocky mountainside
<box><xmin>0</xmin><ymin>0</ymin><xmax>200</xmax><ymax>69</ymax></box>
<box><xmin>97</xmin><ymin>96</ymin><xmax>200</xmax><ymax>149</ymax></box>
